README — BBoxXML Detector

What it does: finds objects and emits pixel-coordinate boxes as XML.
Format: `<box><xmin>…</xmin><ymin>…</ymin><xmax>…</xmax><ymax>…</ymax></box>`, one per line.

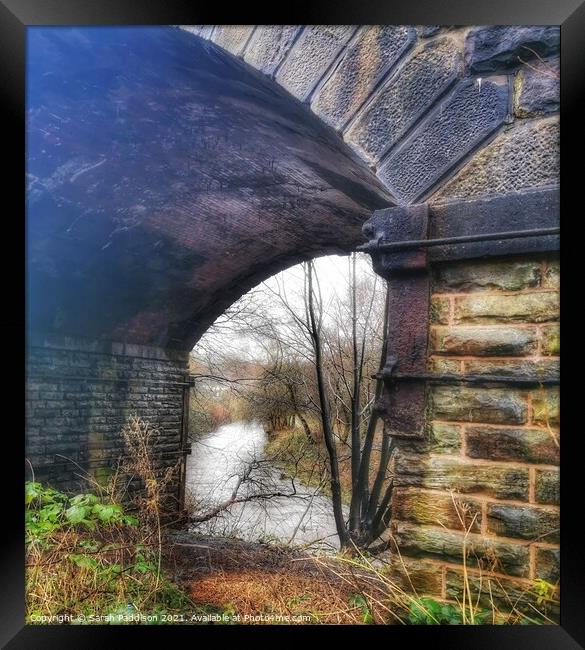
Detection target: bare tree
<box><xmin>304</xmin><ymin>257</ymin><xmax>394</xmax><ymax>553</ymax></box>
<box><xmin>187</xmin><ymin>253</ymin><xmax>394</xmax><ymax>552</ymax></box>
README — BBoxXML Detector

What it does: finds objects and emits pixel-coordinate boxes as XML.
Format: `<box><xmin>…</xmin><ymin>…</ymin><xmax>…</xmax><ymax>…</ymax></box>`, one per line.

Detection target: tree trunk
<box><xmin>306</xmin><ymin>261</ymin><xmax>349</xmax><ymax>548</ymax></box>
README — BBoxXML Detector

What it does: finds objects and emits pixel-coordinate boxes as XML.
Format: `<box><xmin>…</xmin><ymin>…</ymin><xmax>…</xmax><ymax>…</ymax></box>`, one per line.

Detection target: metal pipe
<box><xmin>357</xmin><ymin>227</ymin><xmax>560</xmax><ymax>253</ymax></box>
<box><xmin>374</xmin><ymin>371</ymin><xmax>559</xmax><ymax>387</ymax></box>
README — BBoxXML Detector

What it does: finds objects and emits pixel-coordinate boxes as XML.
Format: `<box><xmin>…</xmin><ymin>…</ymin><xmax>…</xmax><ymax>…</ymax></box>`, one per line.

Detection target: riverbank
<box><xmin>264</xmin><ymin>424</ymin><xmax>353</xmax><ymax>505</ymax></box>
<box><xmin>164</xmin><ymin>530</ymin><xmax>400</xmax><ymax>624</ymax></box>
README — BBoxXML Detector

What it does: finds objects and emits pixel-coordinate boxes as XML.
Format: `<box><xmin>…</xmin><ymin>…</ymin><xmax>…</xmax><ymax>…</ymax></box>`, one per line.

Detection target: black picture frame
<box><xmin>2</xmin><ymin>0</ymin><xmax>578</xmax><ymax>646</ymax></box>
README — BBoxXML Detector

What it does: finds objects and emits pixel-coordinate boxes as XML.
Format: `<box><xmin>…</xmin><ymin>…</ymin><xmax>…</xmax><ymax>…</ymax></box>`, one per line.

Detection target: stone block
<box><xmin>394</xmin><ymin>522</ymin><xmax>530</xmax><ymax>576</ymax></box>
<box><xmin>311</xmin><ymin>26</ymin><xmax>415</xmax><ymax>131</ymax></box>
<box><xmin>543</xmin><ymin>260</ymin><xmax>559</xmax><ymax>290</ymax></box>
<box><xmin>378</xmin><ymin>78</ymin><xmax>508</xmax><ymax>203</ymax></box>
<box><xmin>433</xmin><ymin>116</ymin><xmax>559</xmax><ymax>202</ymax></box>
<box><xmin>430</xmin><ymin>296</ymin><xmax>451</xmax><ymax>324</ymax></box>
<box><xmin>428</xmin><ymin>357</ymin><xmax>463</xmax><ymax>376</ymax></box>
<box><xmin>466</xmin><ymin>426</ymin><xmax>559</xmax><ymax>465</ymax></box>
<box><xmin>531</xmin><ymin>387</ymin><xmax>559</xmax><ymax>427</ymax></box>
<box><xmin>427</xmin><ymin>422</ymin><xmax>462</xmax><ymax>453</ymax></box>
<box><xmin>465</xmin><ymin>26</ymin><xmax>560</xmax><ymax>74</ymax></box>
<box><xmin>243</xmin><ymin>26</ymin><xmax>302</xmax><ymax>76</ymax></box>
<box><xmin>199</xmin><ymin>26</ymin><xmax>215</xmax><ymax>40</ymax></box>
<box><xmin>431</xmin><ymin>325</ymin><xmax>538</xmax><ymax>356</ymax></box>
<box><xmin>392</xmin><ymin>487</ymin><xmax>482</xmax><ymax>531</ymax></box>
<box><xmin>394</xmin><ymin>452</ymin><xmax>530</xmax><ymax>500</ymax></box>
<box><xmin>535</xmin><ymin>546</ymin><xmax>560</xmax><ymax>582</ymax></box>
<box><xmin>445</xmin><ymin>569</ymin><xmax>559</xmax><ymax>620</ymax></box>
<box><xmin>463</xmin><ymin>358</ymin><xmax>559</xmax><ymax>382</ymax></box>
<box><xmin>486</xmin><ymin>503</ymin><xmax>559</xmax><ymax>542</ymax></box>
<box><xmin>181</xmin><ymin>25</ymin><xmax>215</xmax><ymax>40</ymax></box>
<box><xmin>211</xmin><ymin>25</ymin><xmax>256</xmax><ymax>57</ymax></box>
<box><xmin>535</xmin><ymin>469</ymin><xmax>559</xmax><ymax>505</ymax></box>
<box><xmin>514</xmin><ymin>58</ymin><xmax>559</xmax><ymax>118</ymax></box>
<box><xmin>453</xmin><ymin>292</ymin><xmax>559</xmax><ymax>324</ymax></box>
<box><xmin>275</xmin><ymin>26</ymin><xmax>356</xmax><ymax>102</ymax></box>
<box><xmin>385</xmin><ymin>556</ymin><xmax>443</xmax><ymax>596</ymax></box>
<box><xmin>345</xmin><ymin>37</ymin><xmax>461</xmax><ymax>164</ymax></box>
<box><xmin>541</xmin><ymin>324</ymin><xmax>560</xmax><ymax>356</ymax></box>
<box><xmin>432</xmin><ymin>386</ymin><xmax>527</xmax><ymax>424</ymax></box>
<box><xmin>179</xmin><ymin>26</ymin><xmax>203</xmax><ymax>37</ymax></box>
<box><xmin>432</xmin><ymin>259</ymin><xmax>541</xmax><ymax>293</ymax></box>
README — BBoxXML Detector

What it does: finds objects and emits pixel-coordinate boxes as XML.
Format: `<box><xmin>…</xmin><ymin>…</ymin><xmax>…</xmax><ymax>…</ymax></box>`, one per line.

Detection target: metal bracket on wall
<box><xmin>362</xmin><ymin>203</ymin><xmax>431</xmax><ymax>439</ymax></box>
<box><xmin>361</xmin><ymin>187</ymin><xmax>560</xmax><ymax>440</ymax></box>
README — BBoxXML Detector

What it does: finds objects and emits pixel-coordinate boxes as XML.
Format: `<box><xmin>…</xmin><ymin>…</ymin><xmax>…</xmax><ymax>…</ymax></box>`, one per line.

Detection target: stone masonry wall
<box><xmin>182</xmin><ymin>25</ymin><xmax>559</xmax><ymax>206</ymax></box>
<box><xmin>25</xmin><ymin>336</ymin><xmax>190</xmax><ymax>508</ymax></box>
<box><xmin>387</xmin><ymin>254</ymin><xmax>560</xmax><ymax>614</ymax></box>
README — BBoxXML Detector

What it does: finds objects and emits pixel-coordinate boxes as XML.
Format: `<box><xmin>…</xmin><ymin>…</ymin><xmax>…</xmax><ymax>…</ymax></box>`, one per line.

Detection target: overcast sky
<box><xmin>192</xmin><ymin>253</ymin><xmax>378</xmax><ymax>361</ymax></box>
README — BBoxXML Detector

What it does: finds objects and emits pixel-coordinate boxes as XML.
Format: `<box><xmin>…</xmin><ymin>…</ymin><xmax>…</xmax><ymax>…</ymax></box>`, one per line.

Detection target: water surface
<box><xmin>185</xmin><ymin>421</ymin><xmax>344</xmax><ymax>549</ymax></box>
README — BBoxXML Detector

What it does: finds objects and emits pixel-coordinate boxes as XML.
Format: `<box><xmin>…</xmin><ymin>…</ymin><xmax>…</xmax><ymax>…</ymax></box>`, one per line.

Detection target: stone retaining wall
<box><xmin>25</xmin><ymin>336</ymin><xmax>190</xmax><ymax>507</ymax></box>
<box><xmin>388</xmin><ymin>253</ymin><xmax>560</xmax><ymax>611</ymax></box>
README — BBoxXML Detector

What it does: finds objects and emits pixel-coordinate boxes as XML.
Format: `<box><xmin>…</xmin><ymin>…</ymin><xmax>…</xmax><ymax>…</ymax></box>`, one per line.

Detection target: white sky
<box><xmin>192</xmin><ymin>253</ymin><xmax>378</xmax><ymax>361</ymax></box>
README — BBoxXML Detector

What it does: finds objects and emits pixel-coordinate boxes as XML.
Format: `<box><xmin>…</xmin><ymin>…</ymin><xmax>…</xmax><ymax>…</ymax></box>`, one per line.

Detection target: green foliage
<box><xmin>407</xmin><ymin>597</ymin><xmax>492</xmax><ymax>625</ymax></box>
<box><xmin>534</xmin><ymin>578</ymin><xmax>558</xmax><ymax>606</ymax></box>
<box><xmin>25</xmin><ymin>482</ymin><xmax>138</xmax><ymax>543</ymax></box>
<box><xmin>349</xmin><ymin>593</ymin><xmax>374</xmax><ymax>624</ymax></box>
<box><xmin>25</xmin><ymin>481</ymin><xmax>193</xmax><ymax>625</ymax></box>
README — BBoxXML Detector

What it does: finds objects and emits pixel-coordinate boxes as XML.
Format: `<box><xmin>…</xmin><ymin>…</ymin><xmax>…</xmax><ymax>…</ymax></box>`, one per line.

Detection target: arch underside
<box><xmin>27</xmin><ymin>27</ymin><xmax>394</xmax><ymax>351</ymax></box>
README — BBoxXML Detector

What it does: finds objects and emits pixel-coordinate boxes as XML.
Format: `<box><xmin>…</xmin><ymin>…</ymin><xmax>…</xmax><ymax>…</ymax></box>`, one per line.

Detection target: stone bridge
<box><xmin>26</xmin><ymin>25</ymin><xmax>559</xmax><ymax>606</ymax></box>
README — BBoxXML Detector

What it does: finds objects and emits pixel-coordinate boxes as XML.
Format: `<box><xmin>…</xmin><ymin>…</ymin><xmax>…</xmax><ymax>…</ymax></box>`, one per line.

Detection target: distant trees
<box><xmin>189</xmin><ymin>253</ymin><xmax>395</xmax><ymax>552</ymax></box>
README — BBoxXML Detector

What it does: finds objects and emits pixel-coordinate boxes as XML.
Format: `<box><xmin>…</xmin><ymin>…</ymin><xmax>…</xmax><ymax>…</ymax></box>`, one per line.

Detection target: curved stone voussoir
<box><xmin>274</xmin><ymin>25</ymin><xmax>357</xmax><ymax>102</ymax></box>
<box><xmin>180</xmin><ymin>25</ymin><xmax>214</xmax><ymax>40</ymax></box>
<box><xmin>432</xmin><ymin>116</ymin><xmax>559</xmax><ymax>202</ymax></box>
<box><xmin>243</xmin><ymin>25</ymin><xmax>303</xmax><ymax>77</ymax></box>
<box><xmin>310</xmin><ymin>25</ymin><xmax>416</xmax><ymax>132</ymax></box>
<box><xmin>344</xmin><ymin>36</ymin><xmax>462</xmax><ymax>165</ymax></box>
<box><xmin>210</xmin><ymin>25</ymin><xmax>256</xmax><ymax>57</ymax></box>
<box><xmin>377</xmin><ymin>77</ymin><xmax>509</xmax><ymax>204</ymax></box>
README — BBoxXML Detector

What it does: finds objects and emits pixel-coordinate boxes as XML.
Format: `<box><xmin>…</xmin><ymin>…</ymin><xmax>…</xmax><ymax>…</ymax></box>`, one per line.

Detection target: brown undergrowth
<box><xmin>164</xmin><ymin>533</ymin><xmax>392</xmax><ymax>624</ymax></box>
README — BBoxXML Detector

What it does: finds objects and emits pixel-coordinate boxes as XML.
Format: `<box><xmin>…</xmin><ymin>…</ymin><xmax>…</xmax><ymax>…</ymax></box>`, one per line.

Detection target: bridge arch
<box><xmin>26</xmin><ymin>25</ymin><xmax>559</xmax><ymax>607</ymax></box>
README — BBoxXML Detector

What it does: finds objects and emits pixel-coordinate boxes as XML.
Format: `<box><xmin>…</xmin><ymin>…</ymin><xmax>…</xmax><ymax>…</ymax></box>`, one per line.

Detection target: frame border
<box><xmin>3</xmin><ymin>0</ymin><xmax>578</xmax><ymax>645</ymax></box>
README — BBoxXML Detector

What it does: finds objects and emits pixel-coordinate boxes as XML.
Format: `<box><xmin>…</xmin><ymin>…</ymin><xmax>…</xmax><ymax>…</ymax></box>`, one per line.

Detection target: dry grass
<box><xmin>27</xmin><ymin>415</ymin><xmax>559</xmax><ymax>626</ymax></box>
<box><xmin>26</xmin><ymin>416</ymin><xmax>193</xmax><ymax>624</ymax></box>
<box><xmin>165</xmin><ymin>534</ymin><xmax>392</xmax><ymax>624</ymax></box>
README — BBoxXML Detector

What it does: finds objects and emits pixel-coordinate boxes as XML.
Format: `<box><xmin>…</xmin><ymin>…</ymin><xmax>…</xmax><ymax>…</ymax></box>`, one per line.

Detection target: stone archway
<box><xmin>26</xmin><ymin>25</ymin><xmax>559</xmax><ymax>609</ymax></box>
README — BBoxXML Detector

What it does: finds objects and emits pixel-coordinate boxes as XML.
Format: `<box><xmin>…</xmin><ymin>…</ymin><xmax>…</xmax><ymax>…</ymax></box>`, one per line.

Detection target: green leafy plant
<box><xmin>25</xmin><ymin>479</ymin><xmax>193</xmax><ymax>624</ymax></box>
<box><xmin>26</xmin><ymin>481</ymin><xmax>139</xmax><ymax>543</ymax></box>
<box><xmin>407</xmin><ymin>597</ymin><xmax>492</xmax><ymax>625</ymax></box>
<box><xmin>349</xmin><ymin>593</ymin><xmax>374</xmax><ymax>624</ymax></box>
<box><xmin>534</xmin><ymin>578</ymin><xmax>558</xmax><ymax>606</ymax></box>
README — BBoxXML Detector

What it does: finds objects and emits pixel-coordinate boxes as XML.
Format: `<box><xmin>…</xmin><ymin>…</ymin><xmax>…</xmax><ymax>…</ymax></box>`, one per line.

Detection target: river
<box><xmin>184</xmin><ymin>421</ymin><xmax>344</xmax><ymax>549</ymax></box>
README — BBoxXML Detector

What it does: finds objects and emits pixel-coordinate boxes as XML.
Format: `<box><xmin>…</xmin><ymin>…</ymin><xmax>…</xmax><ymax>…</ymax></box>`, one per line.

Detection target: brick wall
<box><xmin>25</xmin><ymin>336</ymin><xmax>190</xmax><ymax>507</ymax></box>
<box><xmin>388</xmin><ymin>254</ymin><xmax>560</xmax><ymax>615</ymax></box>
